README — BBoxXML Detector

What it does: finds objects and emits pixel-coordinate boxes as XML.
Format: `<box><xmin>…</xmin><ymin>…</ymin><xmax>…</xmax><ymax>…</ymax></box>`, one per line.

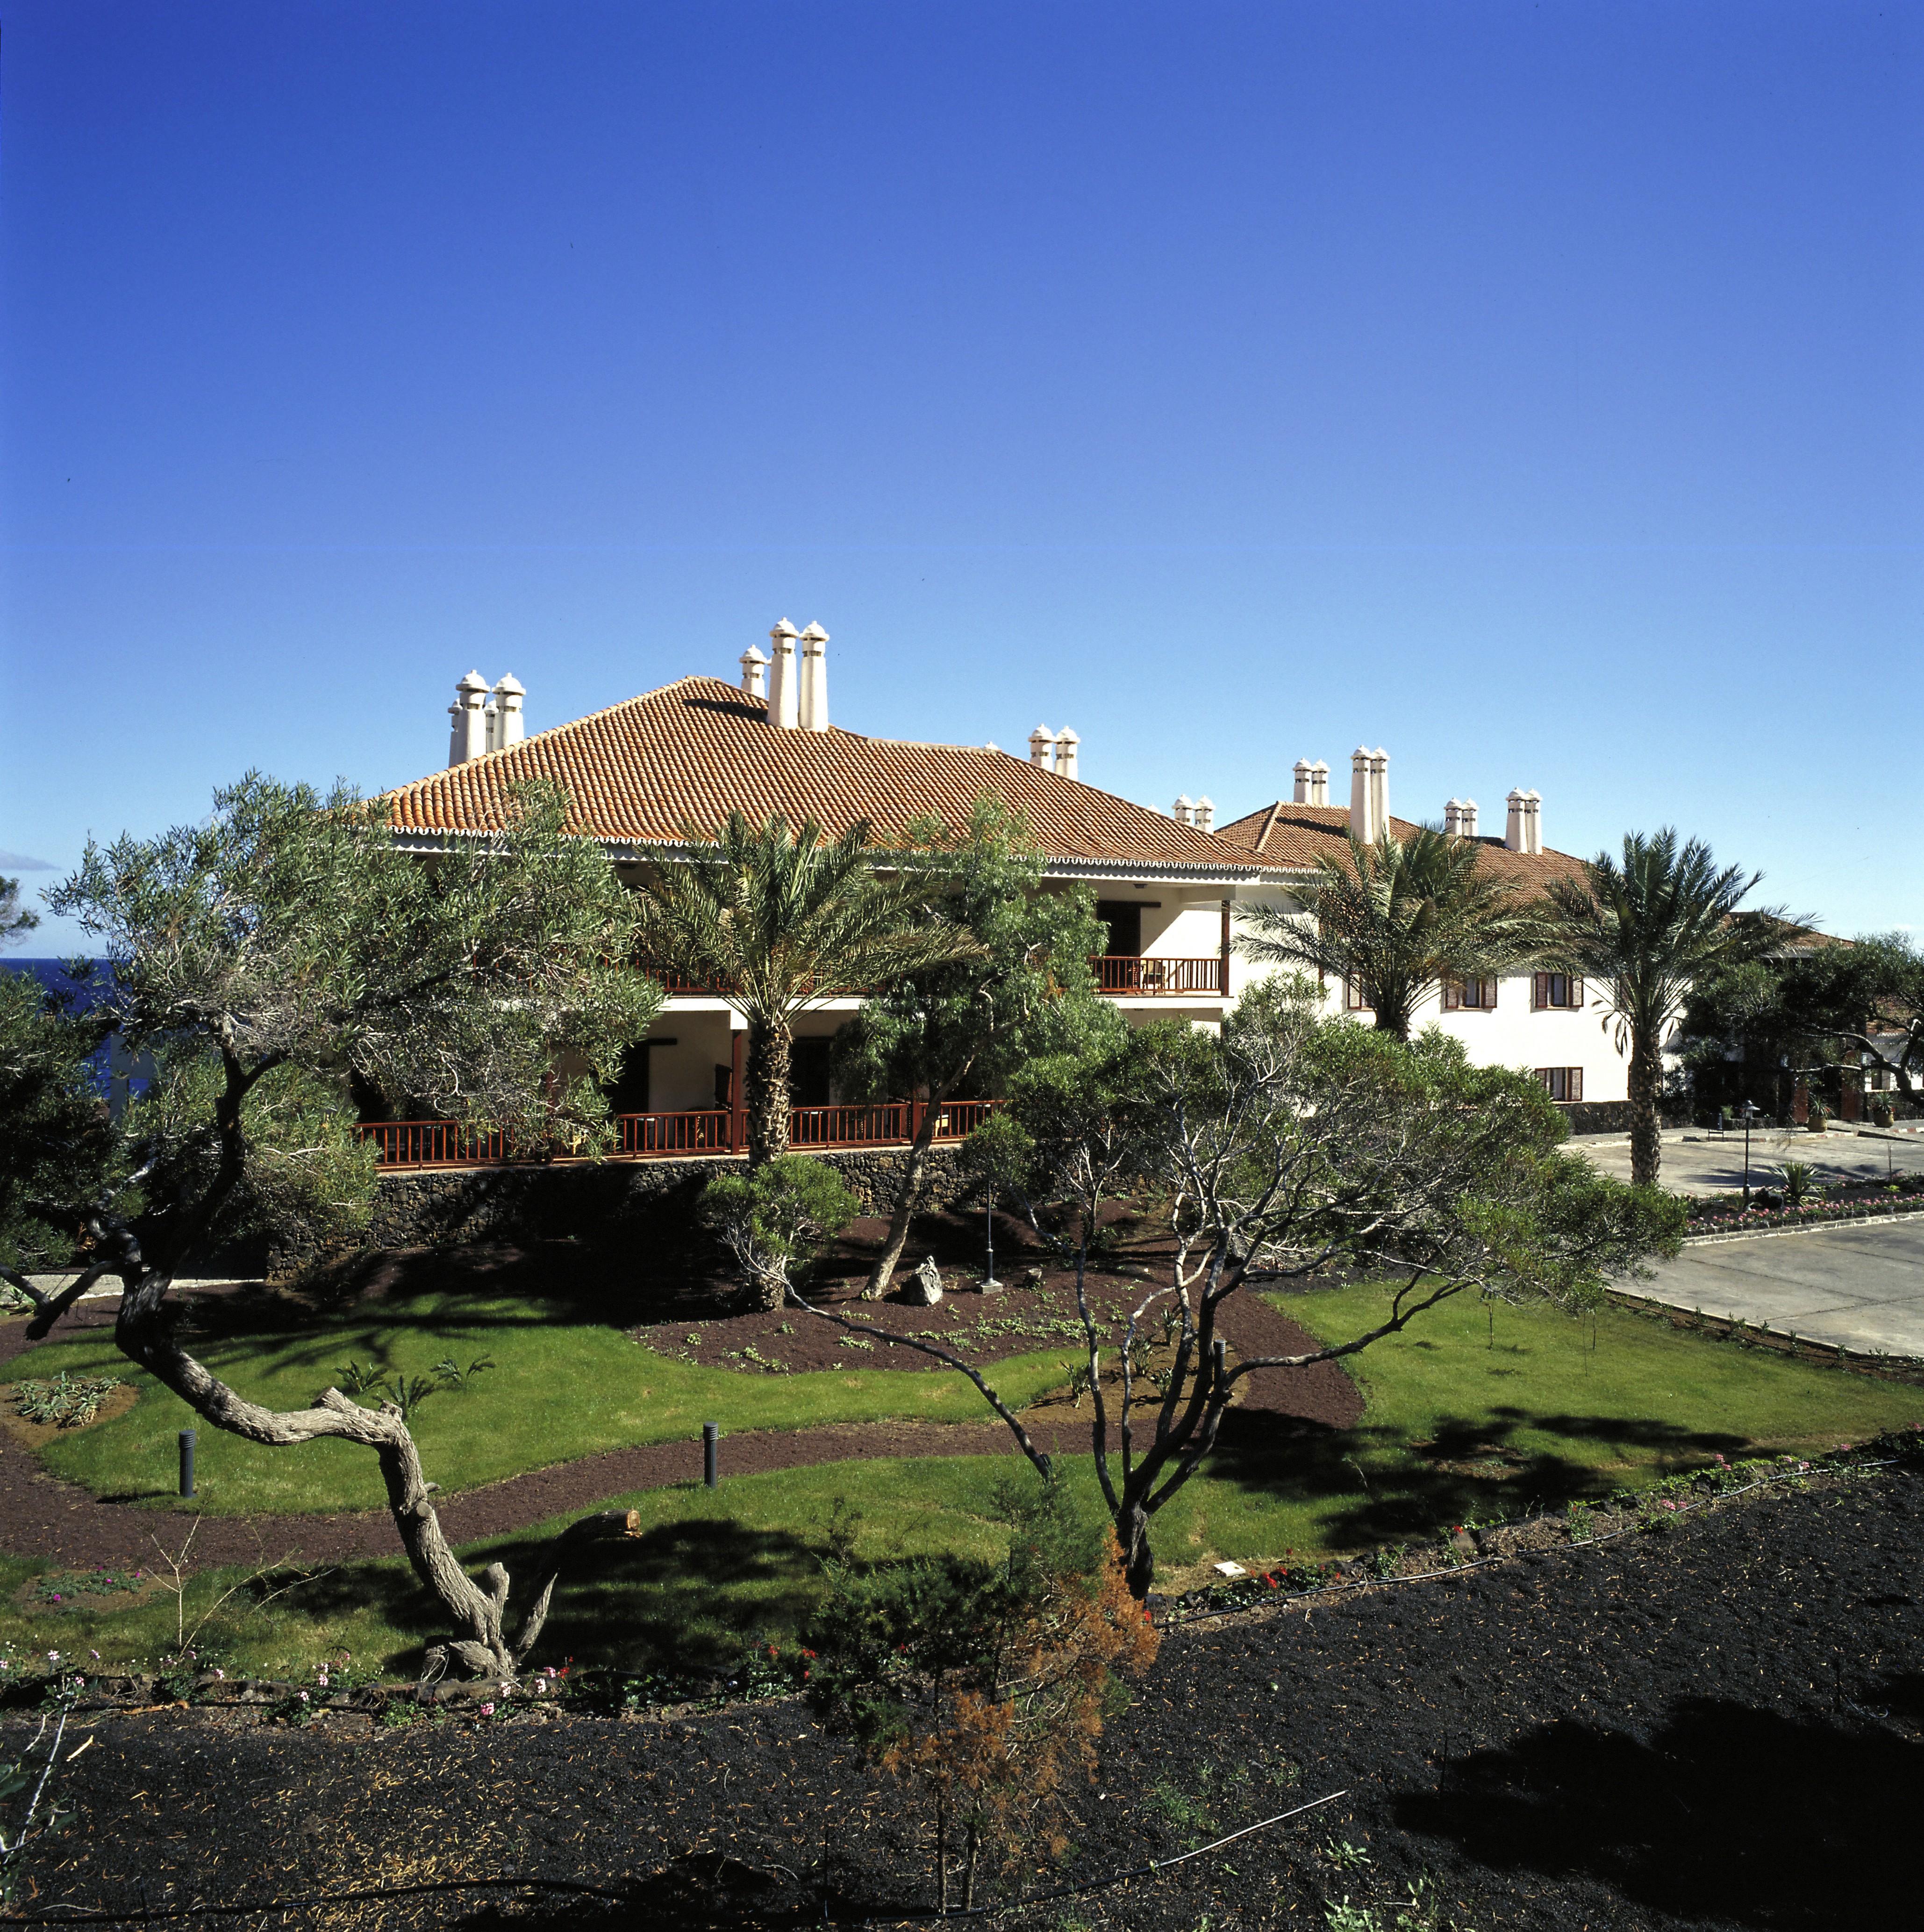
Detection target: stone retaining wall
<box><xmin>270</xmin><ymin>1143</ymin><xmax>972</xmax><ymax>1278</ymax></box>
<box><xmin>1559</xmin><ymin>1100</ymin><xmax>1636</xmax><ymax>1136</ymax></box>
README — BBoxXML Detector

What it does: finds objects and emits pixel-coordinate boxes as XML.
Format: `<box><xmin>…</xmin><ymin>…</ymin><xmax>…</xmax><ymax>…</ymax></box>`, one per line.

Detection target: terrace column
<box><xmin>1220</xmin><ymin>899</ymin><xmax>1232</xmax><ymax>998</ymax></box>
<box><xmin>730</xmin><ymin>1027</ymin><xmax>747</xmax><ymax>1153</ymax></box>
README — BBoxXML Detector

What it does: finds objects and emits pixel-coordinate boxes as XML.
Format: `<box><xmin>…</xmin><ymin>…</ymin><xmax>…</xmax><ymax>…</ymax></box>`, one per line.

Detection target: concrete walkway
<box><xmin>1626</xmin><ymin>1218</ymin><xmax>1924</xmax><ymax>1359</ymax></box>
<box><xmin>1574</xmin><ymin>1125</ymin><xmax>1924</xmax><ymax>1198</ymax></box>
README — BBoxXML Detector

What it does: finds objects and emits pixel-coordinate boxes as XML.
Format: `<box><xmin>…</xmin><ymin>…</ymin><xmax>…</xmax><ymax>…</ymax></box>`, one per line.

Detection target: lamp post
<box><xmin>983</xmin><ymin>1188</ymin><xmax>1000</xmax><ymax>1291</ymax></box>
<box><xmin>1741</xmin><ymin>1100</ymin><xmax>1761</xmax><ymax>1208</ymax></box>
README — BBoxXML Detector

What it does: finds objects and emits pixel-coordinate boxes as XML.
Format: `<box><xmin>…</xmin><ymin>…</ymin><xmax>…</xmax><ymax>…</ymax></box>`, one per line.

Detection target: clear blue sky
<box><xmin>4</xmin><ymin>0</ymin><xmax>1918</xmax><ymax>951</ymax></box>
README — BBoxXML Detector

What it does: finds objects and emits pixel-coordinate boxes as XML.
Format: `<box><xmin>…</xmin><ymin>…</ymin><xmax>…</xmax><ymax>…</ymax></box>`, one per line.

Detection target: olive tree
<box><xmin>808</xmin><ymin>980</ymin><xmax>1684</xmax><ymax>1597</ymax></box>
<box><xmin>1</xmin><ymin>773</ymin><xmax>660</xmax><ymax>1682</ymax></box>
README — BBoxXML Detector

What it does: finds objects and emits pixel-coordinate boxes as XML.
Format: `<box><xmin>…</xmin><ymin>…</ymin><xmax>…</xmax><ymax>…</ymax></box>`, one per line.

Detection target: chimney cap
<box><xmin>492</xmin><ymin>672</ymin><xmax>525</xmax><ymax>696</ymax></box>
<box><xmin>457</xmin><ymin>668</ymin><xmax>490</xmax><ymax>693</ymax></box>
<box><xmin>769</xmin><ymin>618</ymin><xmax>800</xmax><ymax>641</ymax></box>
<box><xmin>740</xmin><ymin>644</ymin><xmax>768</xmax><ymax>665</ymax></box>
<box><xmin>798</xmin><ymin>621</ymin><xmax>829</xmax><ymax>644</ymax></box>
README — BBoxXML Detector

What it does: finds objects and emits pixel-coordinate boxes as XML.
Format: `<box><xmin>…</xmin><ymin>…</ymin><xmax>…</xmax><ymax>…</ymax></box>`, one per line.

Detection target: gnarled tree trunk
<box><xmin>863</xmin><ymin>1096</ymin><xmax>947</xmax><ymax>1297</ymax></box>
<box><xmin>113</xmin><ymin>1266</ymin><xmax>639</xmax><ymax>1682</ymax></box>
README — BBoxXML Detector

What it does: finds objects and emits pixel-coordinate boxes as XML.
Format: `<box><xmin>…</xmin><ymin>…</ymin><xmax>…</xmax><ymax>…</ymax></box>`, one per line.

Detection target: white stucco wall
<box><xmin>1226</xmin><ymin>884</ymin><xmax>1629</xmax><ymax>1103</ymax></box>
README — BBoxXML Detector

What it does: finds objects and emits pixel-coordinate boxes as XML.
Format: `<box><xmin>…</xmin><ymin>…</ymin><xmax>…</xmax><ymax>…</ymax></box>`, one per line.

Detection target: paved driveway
<box><xmin>1627</xmin><ymin>1217</ymin><xmax>1924</xmax><ymax>1359</ymax></box>
<box><xmin>1575</xmin><ymin>1127</ymin><xmax>1924</xmax><ymax>1197</ymax></box>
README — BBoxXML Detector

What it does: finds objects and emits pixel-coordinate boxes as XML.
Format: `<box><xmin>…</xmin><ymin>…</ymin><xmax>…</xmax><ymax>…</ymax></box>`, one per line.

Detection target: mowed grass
<box><xmin>8</xmin><ymin>1290</ymin><xmax>1070</xmax><ymax>1515</ymax></box>
<box><xmin>6</xmin><ymin>1279</ymin><xmax>1919</xmax><ymax>1684</ymax></box>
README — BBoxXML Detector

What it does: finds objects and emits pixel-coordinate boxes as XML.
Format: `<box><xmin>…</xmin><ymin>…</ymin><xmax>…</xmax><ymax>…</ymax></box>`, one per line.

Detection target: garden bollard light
<box><xmin>179</xmin><ymin>1428</ymin><xmax>196</xmax><ymax>1498</ymax></box>
<box><xmin>703</xmin><ymin>1421</ymin><xmax>718</xmax><ymax>1488</ymax></box>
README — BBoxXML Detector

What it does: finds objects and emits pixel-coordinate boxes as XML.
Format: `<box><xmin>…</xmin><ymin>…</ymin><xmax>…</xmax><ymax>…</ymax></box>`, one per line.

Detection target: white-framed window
<box><xmin>1532</xmin><ymin>973</ymin><xmax>1584</xmax><ymax>1011</ymax></box>
<box><xmin>1536</xmin><ymin>1066</ymin><xmax>1584</xmax><ymax>1103</ymax></box>
<box><xmin>1443</xmin><ymin>976</ymin><xmax>1499</xmax><ymax>1011</ymax></box>
<box><xmin>1344</xmin><ymin>977</ymin><xmax>1370</xmax><ymax>1012</ymax></box>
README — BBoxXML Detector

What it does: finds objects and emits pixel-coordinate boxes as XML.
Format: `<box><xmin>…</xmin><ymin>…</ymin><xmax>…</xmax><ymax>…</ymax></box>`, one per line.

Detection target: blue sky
<box><xmin>3</xmin><ymin>0</ymin><xmax>1919</xmax><ymax>951</ymax></box>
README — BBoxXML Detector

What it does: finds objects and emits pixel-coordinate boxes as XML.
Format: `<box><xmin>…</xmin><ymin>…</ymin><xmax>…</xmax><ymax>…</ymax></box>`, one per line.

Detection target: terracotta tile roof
<box><xmin>384</xmin><ymin>676</ymin><xmax>1257</xmax><ymax>873</ymax></box>
<box><xmin>1211</xmin><ymin>801</ymin><xmax>1590</xmax><ymax>888</ymax></box>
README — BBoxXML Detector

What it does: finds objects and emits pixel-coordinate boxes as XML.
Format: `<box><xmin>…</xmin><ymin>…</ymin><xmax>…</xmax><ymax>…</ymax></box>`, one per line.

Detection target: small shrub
<box><xmin>701</xmin><ymin>1155</ymin><xmax>859</xmax><ymax>1311</ymax></box>
<box><xmin>11</xmin><ymin>1373</ymin><xmax>122</xmax><ymax>1429</ymax></box>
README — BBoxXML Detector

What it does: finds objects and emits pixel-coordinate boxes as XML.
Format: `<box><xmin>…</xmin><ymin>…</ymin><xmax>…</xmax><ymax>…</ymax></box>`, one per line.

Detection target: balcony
<box><xmin>357</xmin><ymin>1098</ymin><xmax>1002</xmax><ymax>1171</ymax></box>
<box><xmin>1093</xmin><ymin>955</ymin><xmax>1224</xmax><ymax>996</ymax></box>
<box><xmin>643</xmin><ymin>959</ymin><xmax>1226</xmax><ymax>1000</ymax></box>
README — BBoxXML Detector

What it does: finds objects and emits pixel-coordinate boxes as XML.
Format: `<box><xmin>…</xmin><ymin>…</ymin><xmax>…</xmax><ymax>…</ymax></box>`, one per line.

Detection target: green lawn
<box><xmin>7</xmin><ymin>1291</ymin><xmax>1072</xmax><ymax>1515</ymax></box>
<box><xmin>6</xmin><ymin>1279</ymin><xmax>1918</xmax><ymax>1685</ymax></box>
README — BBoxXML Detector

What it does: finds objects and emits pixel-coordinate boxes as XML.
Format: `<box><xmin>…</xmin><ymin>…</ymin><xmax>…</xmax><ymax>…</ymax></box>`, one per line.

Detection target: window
<box><xmin>1536</xmin><ymin>1066</ymin><xmax>1584</xmax><ymax>1103</ymax></box>
<box><xmin>1443</xmin><ymin>977</ymin><xmax>1499</xmax><ymax>1011</ymax></box>
<box><xmin>1532</xmin><ymin>973</ymin><xmax>1584</xmax><ymax>1010</ymax></box>
<box><xmin>1344</xmin><ymin>977</ymin><xmax>1370</xmax><ymax>1012</ymax></box>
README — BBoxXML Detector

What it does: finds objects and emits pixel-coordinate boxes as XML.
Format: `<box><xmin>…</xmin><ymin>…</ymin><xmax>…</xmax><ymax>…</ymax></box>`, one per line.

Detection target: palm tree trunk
<box><xmin>863</xmin><ymin>1094</ymin><xmax>947</xmax><ymax>1297</ymax></box>
<box><xmin>1628</xmin><ymin>1030</ymin><xmax>1663</xmax><ymax>1188</ymax></box>
<box><xmin>746</xmin><ymin>1019</ymin><xmax>792</xmax><ymax>1167</ymax></box>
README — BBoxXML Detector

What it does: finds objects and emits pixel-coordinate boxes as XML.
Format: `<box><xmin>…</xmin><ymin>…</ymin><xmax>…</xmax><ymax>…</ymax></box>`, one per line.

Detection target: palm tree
<box><xmin>631</xmin><ymin>812</ymin><xmax>979</xmax><ymax>1165</ymax></box>
<box><xmin>1237</xmin><ymin>825</ymin><xmax>1536</xmax><ymax>1041</ymax></box>
<box><xmin>1538</xmin><ymin>829</ymin><xmax>1783</xmax><ymax>1188</ymax></box>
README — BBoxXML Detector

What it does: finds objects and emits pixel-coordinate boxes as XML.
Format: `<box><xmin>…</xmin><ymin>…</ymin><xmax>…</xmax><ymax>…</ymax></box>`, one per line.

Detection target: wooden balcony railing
<box><xmin>1093</xmin><ymin>955</ymin><xmax>1225</xmax><ymax>996</ymax></box>
<box><xmin>358</xmin><ymin>1098</ymin><xmax>1001</xmax><ymax>1170</ymax></box>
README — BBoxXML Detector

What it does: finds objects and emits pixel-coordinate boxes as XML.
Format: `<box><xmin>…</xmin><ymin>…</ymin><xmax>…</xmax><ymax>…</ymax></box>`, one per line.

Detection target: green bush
<box><xmin>701</xmin><ymin>1155</ymin><xmax>859</xmax><ymax>1310</ymax></box>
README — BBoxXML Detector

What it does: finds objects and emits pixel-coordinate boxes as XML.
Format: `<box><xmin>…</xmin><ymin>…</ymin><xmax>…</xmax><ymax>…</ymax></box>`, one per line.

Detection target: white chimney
<box><xmin>1505</xmin><ymin>788</ymin><xmax>1530</xmax><ymax>853</ymax></box>
<box><xmin>1371</xmin><ymin>748</ymin><xmax>1389</xmax><ymax>836</ymax></box>
<box><xmin>797</xmin><ymin>623</ymin><xmax>829</xmax><ymax>731</ymax></box>
<box><xmin>1349</xmin><ymin>746</ymin><xmax>1380</xmax><ymax>842</ymax></box>
<box><xmin>448</xmin><ymin>669</ymin><xmax>489</xmax><ymax>766</ymax></box>
<box><xmin>766</xmin><ymin>619</ymin><xmax>800</xmax><ymax>728</ymax></box>
<box><xmin>1054</xmin><ymin>728</ymin><xmax>1079</xmax><ymax>781</ymax></box>
<box><xmin>1445</xmin><ymin>798</ymin><xmax>1479</xmax><ymax>838</ymax></box>
<box><xmin>1029</xmin><ymin>724</ymin><xmax>1054</xmax><ymax>767</ymax></box>
<box><xmin>1173</xmin><ymin>794</ymin><xmax>1194</xmax><ymax>824</ymax></box>
<box><xmin>1194</xmin><ymin>796</ymin><xmax>1215</xmax><ymax>833</ymax></box>
<box><xmin>739</xmin><ymin>644</ymin><xmax>768</xmax><ymax>699</ymax></box>
<box><xmin>1310</xmin><ymin>760</ymin><xmax>1329</xmax><ymax>806</ymax></box>
<box><xmin>1293</xmin><ymin>759</ymin><xmax>1315</xmax><ymax>805</ymax></box>
<box><xmin>486</xmin><ymin>673</ymin><xmax>525</xmax><ymax>752</ymax></box>
<box><xmin>1524</xmin><ymin>789</ymin><xmax>1542</xmax><ymax>854</ymax></box>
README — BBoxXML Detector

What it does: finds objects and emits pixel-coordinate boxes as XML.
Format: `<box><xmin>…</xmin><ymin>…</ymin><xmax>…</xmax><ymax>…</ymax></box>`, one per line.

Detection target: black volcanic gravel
<box><xmin>7</xmin><ymin>1469</ymin><xmax>1919</xmax><ymax>1930</ymax></box>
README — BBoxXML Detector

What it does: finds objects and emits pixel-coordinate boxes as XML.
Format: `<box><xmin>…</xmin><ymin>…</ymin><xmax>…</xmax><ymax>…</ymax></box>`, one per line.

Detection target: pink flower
<box><xmin>479</xmin><ymin>1701</ymin><xmax>495</xmax><ymax>1717</ymax></box>
<box><xmin>298</xmin><ymin>1690</ymin><xmax>309</xmax><ymax>1702</ymax></box>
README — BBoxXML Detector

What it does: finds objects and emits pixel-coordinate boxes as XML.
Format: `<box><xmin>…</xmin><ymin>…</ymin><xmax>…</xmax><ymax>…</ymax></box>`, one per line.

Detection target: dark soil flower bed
<box><xmin>11</xmin><ymin>1453</ymin><xmax>1920</xmax><ymax>1930</ymax></box>
<box><xmin>1684</xmin><ymin>1170</ymin><xmax>1924</xmax><ymax>1237</ymax></box>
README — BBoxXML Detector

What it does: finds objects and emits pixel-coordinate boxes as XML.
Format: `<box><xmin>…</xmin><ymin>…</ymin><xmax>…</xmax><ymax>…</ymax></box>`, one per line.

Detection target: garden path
<box><xmin>0</xmin><ymin>1289</ymin><xmax>1357</xmax><ymax>1575</ymax></box>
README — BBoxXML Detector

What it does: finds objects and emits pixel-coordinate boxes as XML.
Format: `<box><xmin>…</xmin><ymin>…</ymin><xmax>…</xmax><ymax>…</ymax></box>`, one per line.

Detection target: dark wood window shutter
<box><xmin>1533</xmin><ymin>973</ymin><xmax>1547</xmax><ymax>1009</ymax></box>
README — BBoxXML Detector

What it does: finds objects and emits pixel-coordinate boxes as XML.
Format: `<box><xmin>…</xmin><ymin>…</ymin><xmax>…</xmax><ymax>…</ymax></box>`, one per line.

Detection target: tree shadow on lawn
<box><xmin>1203</xmin><ymin>1405</ymin><xmax>1749</xmax><ymax>1547</ymax></box>
<box><xmin>287</xmin><ymin>1514</ymin><xmax>827</xmax><ymax>1678</ymax></box>
<box><xmin>1398</xmin><ymin>1690</ymin><xmax>1914</xmax><ymax>1929</ymax></box>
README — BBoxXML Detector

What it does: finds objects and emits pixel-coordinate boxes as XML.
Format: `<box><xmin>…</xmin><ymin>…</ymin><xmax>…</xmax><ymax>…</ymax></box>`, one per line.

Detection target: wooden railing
<box><xmin>613</xmin><ymin>1109</ymin><xmax>733</xmax><ymax>1155</ymax></box>
<box><xmin>645</xmin><ymin>960</ymin><xmax>1227</xmax><ymax>1000</ymax></box>
<box><xmin>358</xmin><ymin>1099</ymin><xmax>1001</xmax><ymax>1170</ymax></box>
<box><xmin>1093</xmin><ymin>955</ymin><xmax>1225</xmax><ymax>995</ymax></box>
<box><xmin>357</xmin><ymin>1120</ymin><xmax>514</xmax><ymax>1168</ymax></box>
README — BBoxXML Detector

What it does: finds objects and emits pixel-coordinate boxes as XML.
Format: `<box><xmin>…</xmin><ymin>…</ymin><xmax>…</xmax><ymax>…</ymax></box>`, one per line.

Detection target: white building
<box><xmin>377</xmin><ymin>627</ymin><xmax>1620</xmax><ymax>1163</ymax></box>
